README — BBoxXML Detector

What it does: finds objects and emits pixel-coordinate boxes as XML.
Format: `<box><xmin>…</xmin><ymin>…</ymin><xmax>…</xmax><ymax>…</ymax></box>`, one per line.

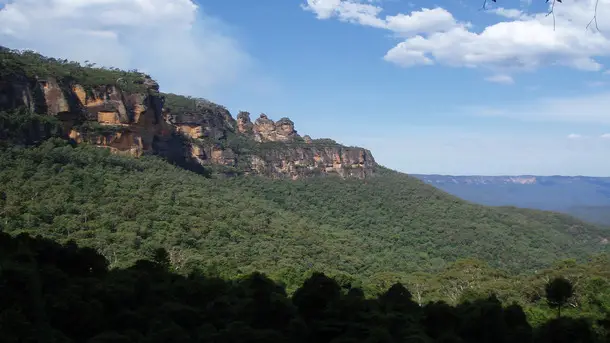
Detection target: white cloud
<box><xmin>385</xmin><ymin>8</ymin><xmax>461</xmax><ymax>36</ymax></box>
<box><xmin>567</xmin><ymin>133</ymin><xmax>583</xmax><ymax>139</ymax></box>
<box><xmin>303</xmin><ymin>0</ymin><xmax>385</xmax><ymax>27</ymax></box>
<box><xmin>303</xmin><ymin>0</ymin><xmax>342</xmax><ymax>19</ymax></box>
<box><xmin>303</xmin><ymin>0</ymin><xmax>610</xmax><ymax>77</ymax></box>
<box><xmin>384</xmin><ymin>18</ymin><xmax>607</xmax><ymax>72</ymax></box>
<box><xmin>601</xmin><ymin>133</ymin><xmax>610</xmax><ymax>139</ymax></box>
<box><xmin>0</xmin><ymin>0</ymin><xmax>258</xmax><ymax>96</ymax></box>
<box><xmin>485</xmin><ymin>74</ymin><xmax>514</xmax><ymax>84</ymax></box>
<box><xmin>491</xmin><ymin>7</ymin><xmax>528</xmax><ymax>20</ymax></box>
<box><xmin>303</xmin><ymin>1</ymin><xmax>463</xmax><ymax>35</ymax></box>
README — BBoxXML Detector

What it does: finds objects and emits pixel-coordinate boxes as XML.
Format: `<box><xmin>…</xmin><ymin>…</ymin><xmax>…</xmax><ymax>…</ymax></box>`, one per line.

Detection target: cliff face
<box><xmin>1</xmin><ymin>76</ymin><xmax>170</xmax><ymax>157</ymax></box>
<box><xmin>249</xmin><ymin>145</ymin><xmax>376</xmax><ymax>180</ymax></box>
<box><xmin>0</xmin><ymin>52</ymin><xmax>377</xmax><ymax>179</ymax></box>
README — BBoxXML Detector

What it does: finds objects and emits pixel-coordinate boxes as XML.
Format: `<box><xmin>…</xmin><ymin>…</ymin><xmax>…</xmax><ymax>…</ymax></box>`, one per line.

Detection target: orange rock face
<box><xmin>252</xmin><ymin>114</ymin><xmax>299</xmax><ymax>142</ymax></box>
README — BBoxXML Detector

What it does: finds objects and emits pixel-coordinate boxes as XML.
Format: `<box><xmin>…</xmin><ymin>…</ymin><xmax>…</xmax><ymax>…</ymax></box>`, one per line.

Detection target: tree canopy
<box><xmin>1</xmin><ymin>232</ymin><xmax>609</xmax><ymax>343</ymax></box>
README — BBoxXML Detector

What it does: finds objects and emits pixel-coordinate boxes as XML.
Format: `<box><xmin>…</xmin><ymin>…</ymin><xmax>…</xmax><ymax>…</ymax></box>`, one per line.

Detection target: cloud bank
<box><xmin>0</xmin><ymin>0</ymin><xmax>255</xmax><ymax>96</ymax></box>
<box><xmin>303</xmin><ymin>0</ymin><xmax>610</xmax><ymax>77</ymax></box>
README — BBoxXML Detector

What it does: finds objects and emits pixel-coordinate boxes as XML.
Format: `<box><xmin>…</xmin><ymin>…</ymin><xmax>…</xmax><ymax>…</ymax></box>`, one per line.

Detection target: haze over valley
<box><xmin>414</xmin><ymin>175</ymin><xmax>610</xmax><ymax>225</ymax></box>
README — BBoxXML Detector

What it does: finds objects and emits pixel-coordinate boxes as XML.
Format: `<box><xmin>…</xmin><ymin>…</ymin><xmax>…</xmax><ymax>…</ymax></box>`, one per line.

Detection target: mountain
<box><xmin>1</xmin><ymin>141</ymin><xmax>608</xmax><ymax>293</ymax></box>
<box><xmin>413</xmin><ymin>175</ymin><xmax>610</xmax><ymax>225</ymax></box>
<box><xmin>0</xmin><ymin>48</ymin><xmax>375</xmax><ymax>179</ymax></box>
<box><xmin>0</xmin><ymin>48</ymin><xmax>608</xmax><ymax>294</ymax></box>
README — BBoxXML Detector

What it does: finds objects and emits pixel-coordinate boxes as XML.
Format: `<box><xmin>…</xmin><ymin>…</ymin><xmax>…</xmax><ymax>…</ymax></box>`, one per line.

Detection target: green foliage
<box><xmin>76</xmin><ymin>121</ymin><xmax>126</xmax><ymax>136</ymax></box>
<box><xmin>162</xmin><ymin>93</ymin><xmax>229</xmax><ymax>115</ymax></box>
<box><xmin>0</xmin><ymin>47</ymin><xmax>149</xmax><ymax>92</ymax></box>
<box><xmin>0</xmin><ymin>107</ymin><xmax>63</xmax><ymax>146</ymax></box>
<box><xmin>310</xmin><ymin>138</ymin><xmax>339</xmax><ymax>145</ymax></box>
<box><xmin>234</xmin><ymin>171</ymin><xmax>608</xmax><ymax>275</ymax></box>
<box><xmin>0</xmin><ymin>232</ymin><xmax>608</xmax><ymax>343</ymax></box>
<box><xmin>0</xmin><ymin>139</ymin><xmax>608</xmax><ymax>299</ymax></box>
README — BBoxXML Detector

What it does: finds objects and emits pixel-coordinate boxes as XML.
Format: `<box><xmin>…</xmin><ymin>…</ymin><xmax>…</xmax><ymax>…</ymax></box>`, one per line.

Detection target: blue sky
<box><xmin>1</xmin><ymin>0</ymin><xmax>610</xmax><ymax>175</ymax></box>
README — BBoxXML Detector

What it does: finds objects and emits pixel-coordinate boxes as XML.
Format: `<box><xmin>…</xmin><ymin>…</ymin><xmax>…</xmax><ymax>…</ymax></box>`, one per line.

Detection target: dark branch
<box><xmin>545</xmin><ymin>0</ymin><xmax>557</xmax><ymax>31</ymax></box>
<box><xmin>480</xmin><ymin>0</ymin><xmax>601</xmax><ymax>33</ymax></box>
<box><xmin>586</xmin><ymin>0</ymin><xmax>601</xmax><ymax>32</ymax></box>
<box><xmin>481</xmin><ymin>0</ymin><xmax>496</xmax><ymax>11</ymax></box>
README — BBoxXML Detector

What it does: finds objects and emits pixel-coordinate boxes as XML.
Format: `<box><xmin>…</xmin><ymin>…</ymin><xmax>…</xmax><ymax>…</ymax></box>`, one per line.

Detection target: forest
<box><xmin>1</xmin><ymin>232</ymin><xmax>609</xmax><ymax>343</ymax></box>
<box><xmin>0</xmin><ymin>135</ymin><xmax>608</xmax><ymax>291</ymax></box>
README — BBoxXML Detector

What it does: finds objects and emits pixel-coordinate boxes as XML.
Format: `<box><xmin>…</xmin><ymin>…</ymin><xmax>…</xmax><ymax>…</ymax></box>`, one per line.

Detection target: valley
<box><xmin>413</xmin><ymin>175</ymin><xmax>610</xmax><ymax>225</ymax></box>
<box><xmin>1</xmin><ymin>47</ymin><xmax>610</xmax><ymax>342</ymax></box>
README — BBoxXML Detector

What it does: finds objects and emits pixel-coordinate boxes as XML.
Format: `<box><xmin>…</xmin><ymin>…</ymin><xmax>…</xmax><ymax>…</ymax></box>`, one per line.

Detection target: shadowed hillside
<box><xmin>1</xmin><ymin>232</ymin><xmax>609</xmax><ymax>343</ymax></box>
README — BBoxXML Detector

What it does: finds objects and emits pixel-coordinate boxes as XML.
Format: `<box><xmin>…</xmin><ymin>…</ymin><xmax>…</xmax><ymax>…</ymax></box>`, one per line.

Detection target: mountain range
<box><xmin>413</xmin><ymin>175</ymin><xmax>610</xmax><ymax>225</ymax></box>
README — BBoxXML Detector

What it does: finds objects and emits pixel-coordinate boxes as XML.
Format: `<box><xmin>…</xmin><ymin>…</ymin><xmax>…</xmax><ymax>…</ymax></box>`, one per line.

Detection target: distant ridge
<box><xmin>413</xmin><ymin>174</ymin><xmax>610</xmax><ymax>225</ymax></box>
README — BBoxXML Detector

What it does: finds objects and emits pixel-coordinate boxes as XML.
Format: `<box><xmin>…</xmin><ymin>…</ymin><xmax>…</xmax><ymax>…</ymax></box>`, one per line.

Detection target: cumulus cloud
<box><xmin>303</xmin><ymin>1</ymin><xmax>464</xmax><ymax>35</ymax></box>
<box><xmin>485</xmin><ymin>74</ymin><xmax>514</xmax><ymax>84</ymax></box>
<box><xmin>567</xmin><ymin>133</ymin><xmax>583</xmax><ymax>139</ymax></box>
<box><xmin>0</xmin><ymin>0</ymin><xmax>256</xmax><ymax>96</ymax></box>
<box><xmin>303</xmin><ymin>0</ymin><xmax>610</xmax><ymax>76</ymax></box>
<box><xmin>385</xmin><ymin>8</ymin><xmax>462</xmax><ymax>36</ymax></box>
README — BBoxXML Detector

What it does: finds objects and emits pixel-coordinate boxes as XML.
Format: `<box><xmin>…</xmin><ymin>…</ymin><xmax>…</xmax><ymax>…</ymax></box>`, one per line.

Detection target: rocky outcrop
<box><xmin>165</xmin><ymin>98</ymin><xmax>235</xmax><ymax>141</ymax></box>
<box><xmin>0</xmin><ymin>75</ymin><xmax>170</xmax><ymax>156</ymax></box>
<box><xmin>189</xmin><ymin>144</ymin><xmax>237</xmax><ymax>167</ymax></box>
<box><xmin>236</xmin><ymin>111</ymin><xmax>253</xmax><ymax>135</ymax></box>
<box><xmin>0</xmin><ymin>50</ymin><xmax>377</xmax><ymax>179</ymax></box>
<box><xmin>253</xmin><ymin>114</ymin><xmax>299</xmax><ymax>142</ymax></box>
<box><xmin>247</xmin><ymin>145</ymin><xmax>376</xmax><ymax>179</ymax></box>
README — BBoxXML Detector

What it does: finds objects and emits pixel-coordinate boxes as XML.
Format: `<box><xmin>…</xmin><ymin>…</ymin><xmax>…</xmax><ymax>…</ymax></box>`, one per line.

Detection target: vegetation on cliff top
<box><xmin>0</xmin><ymin>107</ymin><xmax>63</xmax><ymax>146</ymax></box>
<box><xmin>0</xmin><ymin>47</ymin><xmax>149</xmax><ymax>92</ymax></box>
<box><xmin>162</xmin><ymin>92</ymin><xmax>229</xmax><ymax>115</ymax></box>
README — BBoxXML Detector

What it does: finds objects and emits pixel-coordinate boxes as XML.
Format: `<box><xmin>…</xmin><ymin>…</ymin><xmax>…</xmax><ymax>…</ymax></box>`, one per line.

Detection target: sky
<box><xmin>1</xmin><ymin>0</ymin><xmax>610</xmax><ymax>176</ymax></box>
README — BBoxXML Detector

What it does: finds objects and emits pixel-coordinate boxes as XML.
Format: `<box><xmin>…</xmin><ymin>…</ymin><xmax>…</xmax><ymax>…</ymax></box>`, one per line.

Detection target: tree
<box><xmin>545</xmin><ymin>277</ymin><xmax>574</xmax><ymax>318</ymax></box>
<box><xmin>152</xmin><ymin>247</ymin><xmax>170</xmax><ymax>269</ymax></box>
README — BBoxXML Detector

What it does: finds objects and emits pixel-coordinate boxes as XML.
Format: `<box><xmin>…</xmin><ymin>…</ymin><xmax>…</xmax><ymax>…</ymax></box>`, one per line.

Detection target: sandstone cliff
<box><xmin>249</xmin><ymin>144</ymin><xmax>375</xmax><ymax>179</ymax></box>
<box><xmin>0</xmin><ymin>48</ymin><xmax>377</xmax><ymax>179</ymax></box>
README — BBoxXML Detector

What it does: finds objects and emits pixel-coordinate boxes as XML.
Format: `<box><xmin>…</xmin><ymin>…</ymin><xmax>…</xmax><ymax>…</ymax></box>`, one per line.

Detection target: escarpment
<box><xmin>0</xmin><ymin>48</ymin><xmax>377</xmax><ymax>179</ymax></box>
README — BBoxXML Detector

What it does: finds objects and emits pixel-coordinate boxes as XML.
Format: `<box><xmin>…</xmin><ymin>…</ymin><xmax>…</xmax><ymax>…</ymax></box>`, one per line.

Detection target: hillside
<box><xmin>1</xmin><ymin>140</ymin><xmax>608</xmax><ymax>294</ymax></box>
<box><xmin>566</xmin><ymin>206</ymin><xmax>610</xmax><ymax>226</ymax></box>
<box><xmin>413</xmin><ymin>175</ymin><xmax>610</xmax><ymax>225</ymax></box>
